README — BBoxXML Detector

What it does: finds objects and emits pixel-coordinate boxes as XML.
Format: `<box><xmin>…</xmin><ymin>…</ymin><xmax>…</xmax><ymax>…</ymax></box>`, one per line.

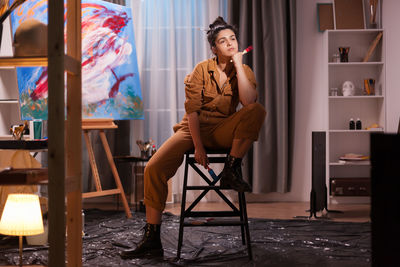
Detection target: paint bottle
<box><xmin>349</xmin><ymin>118</ymin><xmax>355</xmax><ymax>130</ymax></box>
<box><xmin>151</xmin><ymin>145</ymin><xmax>157</xmax><ymax>156</ymax></box>
<box><xmin>356</xmin><ymin>118</ymin><xmax>362</xmax><ymax>130</ymax></box>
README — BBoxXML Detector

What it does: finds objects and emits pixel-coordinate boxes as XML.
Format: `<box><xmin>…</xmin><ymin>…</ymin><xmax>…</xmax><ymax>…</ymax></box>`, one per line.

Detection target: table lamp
<box><xmin>0</xmin><ymin>194</ymin><xmax>44</xmax><ymax>267</ymax></box>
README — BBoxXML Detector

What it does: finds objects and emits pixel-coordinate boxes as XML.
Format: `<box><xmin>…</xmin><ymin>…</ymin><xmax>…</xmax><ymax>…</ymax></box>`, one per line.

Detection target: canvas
<box><xmin>9</xmin><ymin>0</ymin><xmax>144</xmax><ymax>120</ymax></box>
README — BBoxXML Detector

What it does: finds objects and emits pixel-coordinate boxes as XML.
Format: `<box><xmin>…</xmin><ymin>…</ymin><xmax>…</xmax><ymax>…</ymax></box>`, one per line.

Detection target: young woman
<box><xmin>121</xmin><ymin>16</ymin><xmax>266</xmax><ymax>259</ymax></box>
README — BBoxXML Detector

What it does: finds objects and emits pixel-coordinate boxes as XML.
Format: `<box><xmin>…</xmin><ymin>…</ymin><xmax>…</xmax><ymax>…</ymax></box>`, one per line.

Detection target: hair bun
<box><xmin>208</xmin><ymin>16</ymin><xmax>227</xmax><ymax>30</ymax></box>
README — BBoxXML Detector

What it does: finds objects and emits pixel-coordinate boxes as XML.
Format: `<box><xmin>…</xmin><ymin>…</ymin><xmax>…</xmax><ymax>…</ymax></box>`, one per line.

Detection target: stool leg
<box><xmin>177</xmin><ymin>154</ymin><xmax>189</xmax><ymax>259</ymax></box>
<box><xmin>240</xmin><ymin>192</ymin><xmax>253</xmax><ymax>260</ymax></box>
<box><xmin>238</xmin><ymin>192</ymin><xmax>246</xmax><ymax>245</ymax></box>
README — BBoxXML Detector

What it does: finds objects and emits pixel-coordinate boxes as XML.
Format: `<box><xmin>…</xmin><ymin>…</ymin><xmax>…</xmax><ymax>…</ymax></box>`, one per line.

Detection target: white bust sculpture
<box><xmin>342</xmin><ymin>81</ymin><xmax>355</xmax><ymax>96</ymax></box>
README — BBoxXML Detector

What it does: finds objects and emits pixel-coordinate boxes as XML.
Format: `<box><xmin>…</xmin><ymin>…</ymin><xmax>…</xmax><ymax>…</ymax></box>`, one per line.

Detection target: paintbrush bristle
<box><xmin>244</xmin><ymin>45</ymin><xmax>253</xmax><ymax>53</ymax></box>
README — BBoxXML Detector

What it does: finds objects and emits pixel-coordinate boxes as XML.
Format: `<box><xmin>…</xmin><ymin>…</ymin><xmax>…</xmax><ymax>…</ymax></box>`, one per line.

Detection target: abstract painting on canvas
<box><xmin>9</xmin><ymin>0</ymin><xmax>143</xmax><ymax>120</ymax></box>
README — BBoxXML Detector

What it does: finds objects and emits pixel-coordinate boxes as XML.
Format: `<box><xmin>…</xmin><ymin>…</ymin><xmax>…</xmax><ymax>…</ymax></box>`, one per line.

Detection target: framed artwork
<box><xmin>334</xmin><ymin>0</ymin><xmax>365</xmax><ymax>29</ymax></box>
<box><xmin>317</xmin><ymin>3</ymin><xmax>334</xmax><ymax>32</ymax></box>
<box><xmin>9</xmin><ymin>0</ymin><xmax>144</xmax><ymax>120</ymax></box>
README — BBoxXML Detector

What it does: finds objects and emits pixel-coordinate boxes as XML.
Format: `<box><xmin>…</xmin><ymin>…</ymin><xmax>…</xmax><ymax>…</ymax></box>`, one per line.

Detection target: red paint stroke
<box><xmin>109</xmin><ymin>68</ymin><xmax>134</xmax><ymax>98</ymax></box>
<box><xmin>30</xmin><ymin>69</ymin><xmax>48</xmax><ymax>101</ymax></box>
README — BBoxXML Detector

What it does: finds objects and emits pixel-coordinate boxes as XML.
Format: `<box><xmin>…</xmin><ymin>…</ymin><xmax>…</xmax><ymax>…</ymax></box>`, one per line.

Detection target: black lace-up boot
<box><xmin>220</xmin><ymin>155</ymin><xmax>252</xmax><ymax>192</ymax></box>
<box><xmin>120</xmin><ymin>223</ymin><xmax>163</xmax><ymax>259</ymax></box>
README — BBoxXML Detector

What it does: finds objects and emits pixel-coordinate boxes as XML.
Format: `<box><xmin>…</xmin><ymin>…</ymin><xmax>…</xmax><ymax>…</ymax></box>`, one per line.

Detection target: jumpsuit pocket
<box><xmin>202</xmin><ymin>90</ymin><xmax>218</xmax><ymax>105</ymax></box>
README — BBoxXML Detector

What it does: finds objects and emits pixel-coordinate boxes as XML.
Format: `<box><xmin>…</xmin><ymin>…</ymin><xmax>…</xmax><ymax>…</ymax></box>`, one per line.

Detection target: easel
<box><xmin>82</xmin><ymin>119</ymin><xmax>131</xmax><ymax>218</ymax></box>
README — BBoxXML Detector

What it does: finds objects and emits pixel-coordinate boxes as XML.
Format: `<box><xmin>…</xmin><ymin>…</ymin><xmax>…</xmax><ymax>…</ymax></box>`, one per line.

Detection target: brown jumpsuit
<box><xmin>143</xmin><ymin>57</ymin><xmax>266</xmax><ymax>211</ymax></box>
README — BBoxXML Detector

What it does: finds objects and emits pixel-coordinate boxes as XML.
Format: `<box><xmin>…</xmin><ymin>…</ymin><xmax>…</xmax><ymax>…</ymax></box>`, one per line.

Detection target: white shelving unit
<box><xmin>0</xmin><ymin>19</ymin><xmax>21</xmax><ymax>139</ymax></box>
<box><xmin>326</xmin><ymin>29</ymin><xmax>385</xmax><ymax>204</ymax></box>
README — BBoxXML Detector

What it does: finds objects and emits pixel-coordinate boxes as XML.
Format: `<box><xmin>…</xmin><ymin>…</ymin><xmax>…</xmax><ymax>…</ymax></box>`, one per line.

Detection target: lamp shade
<box><xmin>0</xmin><ymin>194</ymin><xmax>44</xmax><ymax>236</ymax></box>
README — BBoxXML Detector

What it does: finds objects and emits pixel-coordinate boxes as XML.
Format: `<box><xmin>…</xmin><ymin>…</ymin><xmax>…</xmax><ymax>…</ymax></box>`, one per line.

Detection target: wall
<box><xmin>249</xmin><ymin>0</ymin><xmax>400</xmax><ymax>203</ymax></box>
<box><xmin>382</xmin><ymin>0</ymin><xmax>400</xmax><ymax>133</ymax></box>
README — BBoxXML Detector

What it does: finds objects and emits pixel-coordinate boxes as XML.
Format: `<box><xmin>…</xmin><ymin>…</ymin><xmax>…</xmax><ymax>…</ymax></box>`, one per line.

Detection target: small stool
<box><xmin>176</xmin><ymin>149</ymin><xmax>252</xmax><ymax>260</ymax></box>
<box><xmin>114</xmin><ymin>155</ymin><xmax>150</xmax><ymax>212</ymax></box>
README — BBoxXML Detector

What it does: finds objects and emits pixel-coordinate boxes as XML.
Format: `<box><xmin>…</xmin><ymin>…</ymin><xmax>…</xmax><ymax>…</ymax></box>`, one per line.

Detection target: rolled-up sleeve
<box><xmin>243</xmin><ymin>64</ymin><xmax>257</xmax><ymax>89</ymax></box>
<box><xmin>184</xmin><ymin>65</ymin><xmax>204</xmax><ymax>114</ymax></box>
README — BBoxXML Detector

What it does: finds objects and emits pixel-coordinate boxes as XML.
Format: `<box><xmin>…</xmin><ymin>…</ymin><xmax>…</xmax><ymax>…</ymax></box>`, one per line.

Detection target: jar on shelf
<box><xmin>332</xmin><ymin>53</ymin><xmax>340</xmax><ymax>63</ymax></box>
<box><xmin>330</xmin><ymin>88</ymin><xmax>338</xmax><ymax>96</ymax></box>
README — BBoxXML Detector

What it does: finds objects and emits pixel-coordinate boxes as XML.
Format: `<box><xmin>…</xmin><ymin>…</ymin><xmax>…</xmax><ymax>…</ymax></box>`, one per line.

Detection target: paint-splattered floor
<box><xmin>0</xmin><ymin>209</ymin><xmax>370</xmax><ymax>266</ymax></box>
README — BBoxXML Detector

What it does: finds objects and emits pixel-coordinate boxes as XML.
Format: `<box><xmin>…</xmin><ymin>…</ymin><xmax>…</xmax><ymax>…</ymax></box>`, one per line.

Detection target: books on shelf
<box><xmin>367</xmin><ymin>127</ymin><xmax>383</xmax><ymax>131</ymax></box>
<box><xmin>335</xmin><ymin>153</ymin><xmax>370</xmax><ymax>165</ymax></box>
<box><xmin>337</xmin><ymin>160</ymin><xmax>371</xmax><ymax>165</ymax></box>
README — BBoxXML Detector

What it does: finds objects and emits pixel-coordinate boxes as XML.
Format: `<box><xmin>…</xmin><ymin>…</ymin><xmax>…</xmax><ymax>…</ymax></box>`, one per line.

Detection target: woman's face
<box><xmin>213</xmin><ymin>29</ymin><xmax>238</xmax><ymax>59</ymax></box>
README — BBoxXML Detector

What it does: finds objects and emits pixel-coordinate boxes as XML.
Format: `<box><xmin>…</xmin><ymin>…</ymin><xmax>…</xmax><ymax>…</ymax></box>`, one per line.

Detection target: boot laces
<box><xmin>143</xmin><ymin>224</ymin><xmax>152</xmax><ymax>237</ymax></box>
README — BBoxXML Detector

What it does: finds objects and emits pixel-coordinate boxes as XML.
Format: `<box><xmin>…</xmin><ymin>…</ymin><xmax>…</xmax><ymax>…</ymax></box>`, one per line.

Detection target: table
<box><xmin>0</xmin><ymin>139</ymin><xmax>48</xmax><ymax>158</ymax></box>
<box><xmin>0</xmin><ymin>141</ymin><xmax>47</xmax><ymax>222</ymax></box>
<box><xmin>0</xmin><ymin>139</ymin><xmax>48</xmax><ymax>150</ymax></box>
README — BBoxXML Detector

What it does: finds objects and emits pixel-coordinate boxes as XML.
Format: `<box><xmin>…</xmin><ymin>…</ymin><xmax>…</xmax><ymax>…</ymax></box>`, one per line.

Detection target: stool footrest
<box><xmin>188</xmin><ymin>158</ymin><xmax>226</xmax><ymax>164</ymax></box>
<box><xmin>184</xmin><ymin>220</ymin><xmax>245</xmax><ymax>227</ymax></box>
<box><xmin>186</xmin><ymin>185</ymin><xmax>224</xmax><ymax>190</ymax></box>
<box><xmin>184</xmin><ymin>211</ymin><xmax>241</xmax><ymax>217</ymax></box>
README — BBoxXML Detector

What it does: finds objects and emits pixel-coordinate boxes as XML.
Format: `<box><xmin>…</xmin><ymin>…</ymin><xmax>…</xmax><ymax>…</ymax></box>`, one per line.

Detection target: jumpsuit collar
<box><xmin>208</xmin><ymin>57</ymin><xmax>237</xmax><ymax>92</ymax></box>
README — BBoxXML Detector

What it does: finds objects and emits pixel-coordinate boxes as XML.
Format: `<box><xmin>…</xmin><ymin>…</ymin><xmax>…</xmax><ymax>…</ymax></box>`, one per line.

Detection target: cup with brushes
<box><xmin>9</xmin><ymin>121</ymin><xmax>29</xmax><ymax>140</ymax></box>
<box><xmin>136</xmin><ymin>139</ymin><xmax>154</xmax><ymax>159</ymax></box>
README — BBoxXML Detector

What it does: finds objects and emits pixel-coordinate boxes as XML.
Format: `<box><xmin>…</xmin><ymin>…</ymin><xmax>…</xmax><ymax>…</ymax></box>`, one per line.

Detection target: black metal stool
<box><xmin>176</xmin><ymin>149</ymin><xmax>252</xmax><ymax>260</ymax></box>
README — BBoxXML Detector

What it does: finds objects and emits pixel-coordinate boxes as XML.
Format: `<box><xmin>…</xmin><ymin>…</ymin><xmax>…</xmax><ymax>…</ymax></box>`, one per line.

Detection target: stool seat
<box><xmin>184</xmin><ymin>148</ymin><xmax>231</xmax><ymax>154</ymax></box>
<box><xmin>176</xmin><ymin>149</ymin><xmax>252</xmax><ymax>260</ymax></box>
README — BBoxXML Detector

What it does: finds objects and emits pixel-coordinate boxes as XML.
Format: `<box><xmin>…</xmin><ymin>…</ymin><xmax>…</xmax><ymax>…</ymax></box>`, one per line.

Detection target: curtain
<box><xmin>129</xmin><ymin>0</ymin><xmax>228</xmax><ymax>202</ymax></box>
<box><xmin>229</xmin><ymin>0</ymin><xmax>296</xmax><ymax>193</ymax></box>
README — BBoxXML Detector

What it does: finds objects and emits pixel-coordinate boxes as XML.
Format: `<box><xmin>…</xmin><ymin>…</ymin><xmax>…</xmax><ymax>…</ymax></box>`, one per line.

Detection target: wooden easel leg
<box><xmin>99</xmin><ymin>130</ymin><xmax>132</xmax><ymax>218</ymax></box>
<box><xmin>83</xmin><ymin>131</ymin><xmax>102</xmax><ymax>191</ymax></box>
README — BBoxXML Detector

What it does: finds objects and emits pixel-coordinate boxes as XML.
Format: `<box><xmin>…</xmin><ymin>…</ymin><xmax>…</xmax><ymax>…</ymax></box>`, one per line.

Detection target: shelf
<box><xmin>327</xmin><ymin>29</ymin><xmax>383</xmax><ymax>33</ymax></box>
<box><xmin>0</xmin><ymin>57</ymin><xmax>47</xmax><ymax>67</ymax></box>
<box><xmin>0</xmin><ymin>66</ymin><xmax>16</xmax><ymax>70</ymax></box>
<box><xmin>328</xmin><ymin>196</ymin><xmax>370</xmax><ymax>206</ymax></box>
<box><xmin>329</xmin><ymin>96</ymin><xmax>384</xmax><ymax>99</ymax></box>
<box><xmin>329</xmin><ymin>129</ymin><xmax>384</xmax><ymax>133</ymax></box>
<box><xmin>0</xmin><ymin>135</ymin><xmax>30</xmax><ymax>140</ymax></box>
<box><xmin>0</xmin><ymin>55</ymin><xmax>80</xmax><ymax>75</ymax></box>
<box><xmin>0</xmin><ymin>167</ymin><xmax>48</xmax><ymax>185</ymax></box>
<box><xmin>330</xmin><ymin>161</ymin><xmax>371</xmax><ymax>166</ymax></box>
<box><xmin>0</xmin><ymin>139</ymin><xmax>48</xmax><ymax>150</ymax></box>
<box><xmin>0</xmin><ymin>99</ymin><xmax>18</xmax><ymax>103</ymax></box>
<box><xmin>328</xmin><ymin>62</ymin><xmax>384</xmax><ymax>66</ymax></box>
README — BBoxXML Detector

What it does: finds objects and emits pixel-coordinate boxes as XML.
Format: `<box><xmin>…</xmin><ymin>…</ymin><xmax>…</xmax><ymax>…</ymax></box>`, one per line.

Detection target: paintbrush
<box><xmin>230</xmin><ymin>45</ymin><xmax>253</xmax><ymax>62</ymax></box>
<box><xmin>0</xmin><ymin>0</ymin><xmax>26</xmax><ymax>24</ymax></box>
<box><xmin>242</xmin><ymin>45</ymin><xmax>253</xmax><ymax>54</ymax></box>
<box><xmin>206</xmin><ymin>166</ymin><xmax>219</xmax><ymax>181</ymax></box>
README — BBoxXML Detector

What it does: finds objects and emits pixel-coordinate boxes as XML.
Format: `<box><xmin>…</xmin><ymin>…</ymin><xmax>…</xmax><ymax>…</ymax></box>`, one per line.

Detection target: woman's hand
<box><xmin>194</xmin><ymin>144</ymin><xmax>209</xmax><ymax>168</ymax></box>
<box><xmin>231</xmin><ymin>51</ymin><xmax>243</xmax><ymax>68</ymax></box>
